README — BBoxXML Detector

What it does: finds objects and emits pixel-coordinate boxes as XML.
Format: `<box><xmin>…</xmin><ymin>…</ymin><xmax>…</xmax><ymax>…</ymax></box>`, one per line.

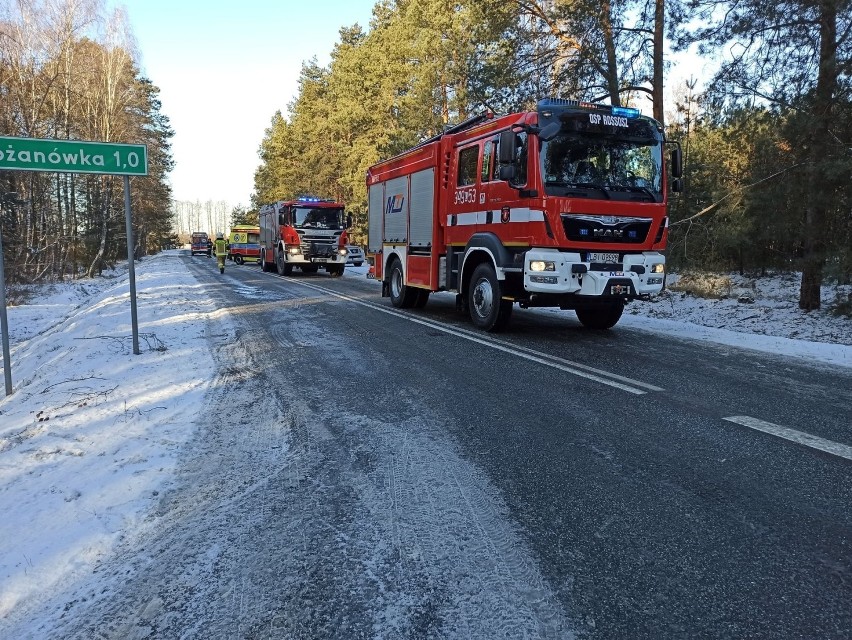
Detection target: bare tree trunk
<box><xmin>87</xmin><ymin>178</ymin><xmax>112</xmax><ymax>277</ymax></box>
<box><xmin>600</xmin><ymin>0</ymin><xmax>621</xmax><ymax>106</ymax></box>
<box><xmin>57</xmin><ymin>174</ymin><xmax>67</xmax><ymax>280</ymax></box>
<box><xmin>799</xmin><ymin>1</ymin><xmax>838</xmax><ymax>311</ymax></box>
<box><xmin>71</xmin><ymin>175</ymin><xmax>78</xmax><ymax>276</ymax></box>
<box><xmin>653</xmin><ymin>0</ymin><xmax>664</xmax><ymax>124</ymax></box>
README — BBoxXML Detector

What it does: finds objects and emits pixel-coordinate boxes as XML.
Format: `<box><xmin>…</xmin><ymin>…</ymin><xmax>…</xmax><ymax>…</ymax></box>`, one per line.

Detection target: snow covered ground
<box><xmin>622</xmin><ymin>270</ymin><xmax>852</xmax><ymax>362</ymax></box>
<box><xmin>0</xmin><ymin>251</ymin><xmax>849</xmax><ymax>634</ymax></box>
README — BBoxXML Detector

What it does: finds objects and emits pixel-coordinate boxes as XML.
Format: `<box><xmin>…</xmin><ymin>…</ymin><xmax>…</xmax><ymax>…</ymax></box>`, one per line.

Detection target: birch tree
<box><xmin>1</xmin><ymin>0</ymin><xmax>174</xmax><ymax>283</ymax></box>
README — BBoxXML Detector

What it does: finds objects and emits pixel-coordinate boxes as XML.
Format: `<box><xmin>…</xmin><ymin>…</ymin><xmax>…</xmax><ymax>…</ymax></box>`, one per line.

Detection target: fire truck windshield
<box><xmin>539</xmin><ymin>126</ymin><xmax>663</xmax><ymax>201</ymax></box>
<box><xmin>292</xmin><ymin>206</ymin><xmax>345</xmax><ymax>229</ymax></box>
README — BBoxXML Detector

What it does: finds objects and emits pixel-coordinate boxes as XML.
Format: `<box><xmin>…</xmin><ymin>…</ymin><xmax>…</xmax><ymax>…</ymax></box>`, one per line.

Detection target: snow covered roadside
<box><xmin>621</xmin><ymin>272</ymin><xmax>852</xmax><ymax>368</ymax></box>
<box><xmin>0</xmin><ymin>251</ymin><xmax>233</xmax><ymax>620</ymax></box>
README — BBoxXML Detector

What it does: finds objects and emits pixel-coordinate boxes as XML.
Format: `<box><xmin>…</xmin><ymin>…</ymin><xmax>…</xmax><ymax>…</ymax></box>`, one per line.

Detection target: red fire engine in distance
<box><xmin>259</xmin><ymin>197</ymin><xmax>352</xmax><ymax>277</ymax></box>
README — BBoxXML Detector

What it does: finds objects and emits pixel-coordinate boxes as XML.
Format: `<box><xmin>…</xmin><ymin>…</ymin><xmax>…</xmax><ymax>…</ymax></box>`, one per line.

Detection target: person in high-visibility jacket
<box><xmin>214</xmin><ymin>232</ymin><xmax>227</xmax><ymax>274</ymax></box>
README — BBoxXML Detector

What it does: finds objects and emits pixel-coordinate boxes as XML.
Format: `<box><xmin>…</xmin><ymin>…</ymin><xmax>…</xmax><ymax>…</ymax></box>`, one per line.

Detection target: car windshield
<box><xmin>539</xmin><ymin>125</ymin><xmax>663</xmax><ymax>201</ymax></box>
<box><xmin>293</xmin><ymin>206</ymin><xmax>344</xmax><ymax>229</ymax></box>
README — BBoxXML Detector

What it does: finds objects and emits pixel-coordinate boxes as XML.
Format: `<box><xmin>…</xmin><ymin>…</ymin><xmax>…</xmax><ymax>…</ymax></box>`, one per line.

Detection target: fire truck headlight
<box><xmin>651</xmin><ymin>263</ymin><xmax>665</xmax><ymax>274</ymax></box>
<box><xmin>530</xmin><ymin>260</ymin><xmax>555</xmax><ymax>272</ymax></box>
<box><xmin>338</xmin><ymin>248</ymin><xmax>348</xmax><ymax>256</ymax></box>
<box><xmin>288</xmin><ymin>246</ymin><xmax>301</xmax><ymax>255</ymax></box>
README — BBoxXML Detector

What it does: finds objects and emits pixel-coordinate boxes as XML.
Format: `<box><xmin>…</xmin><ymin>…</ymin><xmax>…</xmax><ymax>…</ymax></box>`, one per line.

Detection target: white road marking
<box><xmin>448</xmin><ymin>323</ymin><xmax>665</xmax><ymax>392</ymax></box>
<box><xmin>273</xmin><ymin>275</ymin><xmax>659</xmax><ymax>395</ymax></box>
<box><xmin>724</xmin><ymin>415</ymin><xmax>852</xmax><ymax>461</ymax></box>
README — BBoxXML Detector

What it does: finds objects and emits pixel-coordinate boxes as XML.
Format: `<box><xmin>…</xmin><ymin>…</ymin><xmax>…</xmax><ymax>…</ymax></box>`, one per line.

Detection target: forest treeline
<box><xmin>2</xmin><ymin>0</ymin><xmax>850</xmax><ymax>312</ymax></box>
<box><xmin>0</xmin><ymin>0</ymin><xmax>174</xmax><ymax>283</ymax></box>
<box><xmin>254</xmin><ymin>0</ymin><xmax>852</xmax><ymax>310</ymax></box>
<box><xmin>172</xmin><ymin>200</ymin><xmax>237</xmax><ymax>241</ymax></box>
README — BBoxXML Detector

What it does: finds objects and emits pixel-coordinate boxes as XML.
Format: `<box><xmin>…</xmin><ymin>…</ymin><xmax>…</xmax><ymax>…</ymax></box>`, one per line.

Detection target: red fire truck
<box><xmin>366</xmin><ymin>98</ymin><xmax>683</xmax><ymax>331</ymax></box>
<box><xmin>259</xmin><ymin>197</ymin><xmax>351</xmax><ymax>276</ymax></box>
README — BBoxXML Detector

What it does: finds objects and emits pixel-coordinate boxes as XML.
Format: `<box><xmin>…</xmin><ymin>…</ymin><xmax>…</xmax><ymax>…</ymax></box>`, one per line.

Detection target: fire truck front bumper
<box><xmin>285</xmin><ymin>245</ymin><xmax>348</xmax><ymax>264</ymax></box>
<box><xmin>522</xmin><ymin>249</ymin><xmax>666</xmax><ymax>298</ymax></box>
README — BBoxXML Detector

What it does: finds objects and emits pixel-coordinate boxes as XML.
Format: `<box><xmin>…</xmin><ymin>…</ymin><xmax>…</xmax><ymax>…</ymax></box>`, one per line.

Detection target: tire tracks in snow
<box><xmin>22</xmin><ymin>272</ymin><xmax>574</xmax><ymax>639</ymax></box>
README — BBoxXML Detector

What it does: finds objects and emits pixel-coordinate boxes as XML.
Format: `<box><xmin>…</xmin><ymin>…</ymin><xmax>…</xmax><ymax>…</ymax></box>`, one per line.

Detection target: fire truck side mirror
<box><xmin>538</xmin><ymin>122</ymin><xmax>561</xmax><ymax>141</ymax></box>
<box><xmin>346</xmin><ymin>213</ymin><xmax>353</xmax><ymax>229</ymax></box>
<box><xmin>498</xmin><ymin>164</ymin><xmax>517</xmax><ymax>181</ymax></box>
<box><xmin>670</xmin><ymin>146</ymin><xmax>683</xmax><ymax>178</ymax></box>
<box><xmin>498</xmin><ymin>131</ymin><xmax>516</xmax><ymax>164</ymax></box>
<box><xmin>497</xmin><ymin>131</ymin><xmax>519</xmax><ymax>181</ymax></box>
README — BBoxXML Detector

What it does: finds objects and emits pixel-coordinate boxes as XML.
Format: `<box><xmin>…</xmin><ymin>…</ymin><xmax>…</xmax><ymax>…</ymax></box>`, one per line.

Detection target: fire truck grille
<box><xmin>561</xmin><ymin>215</ymin><xmax>653</xmax><ymax>244</ymax></box>
<box><xmin>298</xmin><ymin>235</ymin><xmax>337</xmax><ymax>257</ymax></box>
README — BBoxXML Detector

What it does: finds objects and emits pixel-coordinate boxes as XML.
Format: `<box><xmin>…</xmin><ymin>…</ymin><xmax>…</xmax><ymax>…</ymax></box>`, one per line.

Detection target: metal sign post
<box><xmin>0</xmin><ymin>209</ymin><xmax>12</xmax><ymax>396</ymax></box>
<box><xmin>123</xmin><ymin>175</ymin><xmax>140</xmax><ymax>355</ymax></box>
<box><xmin>0</xmin><ymin>136</ymin><xmax>149</xmax><ymax>393</ymax></box>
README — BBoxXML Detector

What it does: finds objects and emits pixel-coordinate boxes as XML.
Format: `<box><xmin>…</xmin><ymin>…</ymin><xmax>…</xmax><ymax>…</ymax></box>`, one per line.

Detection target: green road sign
<box><xmin>0</xmin><ymin>136</ymin><xmax>148</xmax><ymax>176</ymax></box>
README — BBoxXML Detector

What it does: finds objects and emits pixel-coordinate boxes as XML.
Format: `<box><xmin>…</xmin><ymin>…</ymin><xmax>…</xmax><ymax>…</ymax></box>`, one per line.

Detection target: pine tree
<box><xmin>679</xmin><ymin>0</ymin><xmax>852</xmax><ymax>309</ymax></box>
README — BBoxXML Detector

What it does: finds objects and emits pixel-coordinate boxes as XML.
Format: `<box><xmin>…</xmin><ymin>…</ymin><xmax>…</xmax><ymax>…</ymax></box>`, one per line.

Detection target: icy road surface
<box><xmin>2</xmin><ymin>255</ymin><xmax>571</xmax><ymax>639</ymax></box>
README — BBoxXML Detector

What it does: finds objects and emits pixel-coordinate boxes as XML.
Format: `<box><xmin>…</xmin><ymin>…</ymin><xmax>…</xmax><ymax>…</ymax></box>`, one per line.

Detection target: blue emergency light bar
<box><xmin>611</xmin><ymin>106</ymin><xmax>640</xmax><ymax>118</ymax></box>
<box><xmin>538</xmin><ymin>98</ymin><xmax>641</xmax><ymax>118</ymax></box>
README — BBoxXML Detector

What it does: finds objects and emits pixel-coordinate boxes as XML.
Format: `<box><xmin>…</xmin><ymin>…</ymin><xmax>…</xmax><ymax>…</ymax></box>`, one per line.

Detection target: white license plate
<box><xmin>589</xmin><ymin>252</ymin><xmax>619</xmax><ymax>263</ymax></box>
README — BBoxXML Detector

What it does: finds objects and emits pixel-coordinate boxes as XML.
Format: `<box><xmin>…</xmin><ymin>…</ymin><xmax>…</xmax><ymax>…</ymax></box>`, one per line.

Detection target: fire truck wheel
<box><xmin>388</xmin><ymin>259</ymin><xmax>417</xmax><ymax>308</ymax></box>
<box><xmin>234</xmin><ymin>255</ymin><xmax>243</xmax><ymax>265</ymax></box>
<box><xmin>469</xmin><ymin>263</ymin><xmax>512</xmax><ymax>331</ymax></box>
<box><xmin>575</xmin><ymin>300</ymin><xmax>625</xmax><ymax>330</ymax></box>
<box><xmin>328</xmin><ymin>265</ymin><xmax>344</xmax><ymax>277</ymax></box>
<box><xmin>276</xmin><ymin>250</ymin><xmax>292</xmax><ymax>276</ymax></box>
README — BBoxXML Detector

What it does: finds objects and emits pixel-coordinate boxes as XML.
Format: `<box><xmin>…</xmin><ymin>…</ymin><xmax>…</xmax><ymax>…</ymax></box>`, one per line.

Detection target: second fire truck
<box><xmin>366</xmin><ymin>98</ymin><xmax>683</xmax><ymax>331</ymax></box>
<box><xmin>259</xmin><ymin>197</ymin><xmax>351</xmax><ymax>276</ymax></box>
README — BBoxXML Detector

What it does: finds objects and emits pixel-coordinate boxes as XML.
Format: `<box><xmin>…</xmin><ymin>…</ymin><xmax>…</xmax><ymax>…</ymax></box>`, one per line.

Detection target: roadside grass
<box><xmin>667</xmin><ymin>270</ymin><xmax>852</xmax><ymax>318</ymax></box>
<box><xmin>667</xmin><ymin>272</ymin><xmax>734</xmax><ymax>299</ymax></box>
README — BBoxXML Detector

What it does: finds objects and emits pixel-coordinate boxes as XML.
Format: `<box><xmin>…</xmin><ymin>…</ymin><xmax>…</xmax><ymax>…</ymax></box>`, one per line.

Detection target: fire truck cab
<box><xmin>259</xmin><ymin>197</ymin><xmax>351</xmax><ymax>276</ymax></box>
<box><xmin>367</xmin><ymin>98</ymin><xmax>682</xmax><ymax>331</ymax></box>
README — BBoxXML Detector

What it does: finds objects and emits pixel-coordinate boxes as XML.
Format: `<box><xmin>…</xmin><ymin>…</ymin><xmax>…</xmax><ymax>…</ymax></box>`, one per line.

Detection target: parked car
<box><xmin>345</xmin><ymin>245</ymin><xmax>365</xmax><ymax>266</ymax></box>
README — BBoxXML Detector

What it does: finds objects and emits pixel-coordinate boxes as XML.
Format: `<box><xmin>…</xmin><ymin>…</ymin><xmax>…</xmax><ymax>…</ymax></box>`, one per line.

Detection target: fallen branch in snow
<box><xmin>41</xmin><ymin>375</ymin><xmax>107</xmax><ymax>394</ymax></box>
<box><xmin>114</xmin><ymin>401</ymin><xmax>169</xmax><ymax>425</ymax></box>
<box><xmin>74</xmin><ymin>332</ymin><xmax>167</xmax><ymax>353</ymax></box>
<box><xmin>55</xmin><ymin>385</ymin><xmax>118</xmax><ymax>410</ymax></box>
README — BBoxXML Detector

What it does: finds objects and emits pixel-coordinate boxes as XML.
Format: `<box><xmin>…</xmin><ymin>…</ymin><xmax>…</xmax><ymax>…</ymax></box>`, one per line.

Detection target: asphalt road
<box><xmin>45</xmin><ymin>254</ymin><xmax>852</xmax><ymax>639</ymax></box>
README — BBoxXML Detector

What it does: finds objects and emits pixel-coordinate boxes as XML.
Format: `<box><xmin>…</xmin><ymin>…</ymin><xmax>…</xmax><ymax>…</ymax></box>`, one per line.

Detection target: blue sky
<box><xmin>115</xmin><ymin>1</ymin><xmax>707</xmax><ymax>209</ymax></box>
<box><xmin>115</xmin><ymin>0</ymin><xmax>377</xmax><ymax>207</ymax></box>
